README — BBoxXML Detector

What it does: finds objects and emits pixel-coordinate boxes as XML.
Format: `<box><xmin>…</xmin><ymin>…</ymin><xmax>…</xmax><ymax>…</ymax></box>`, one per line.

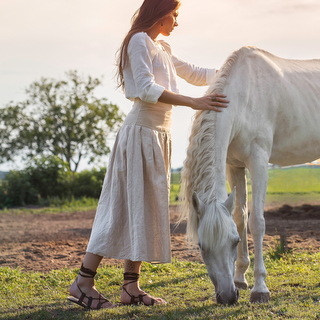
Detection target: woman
<box><xmin>68</xmin><ymin>0</ymin><xmax>228</xmax><ymax>310</ymax></box>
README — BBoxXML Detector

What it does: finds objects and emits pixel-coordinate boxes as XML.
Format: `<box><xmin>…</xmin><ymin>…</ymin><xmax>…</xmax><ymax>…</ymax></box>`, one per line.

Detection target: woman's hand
<box><xmin>158</xmin><ymin>90</ymin><xmax>229</xmax><ymax>112</ymax></box>
<box><xmin>189</xmin><ymin>94</ymin><xmax>229</xmax><ymax>112</ymax></box>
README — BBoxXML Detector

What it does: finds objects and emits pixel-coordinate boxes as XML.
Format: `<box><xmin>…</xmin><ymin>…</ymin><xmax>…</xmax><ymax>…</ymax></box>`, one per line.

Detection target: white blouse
<box><xmin>123</xmin><ymin>32</ymin><xmax>216</xmax><ymax>104</ymax></box>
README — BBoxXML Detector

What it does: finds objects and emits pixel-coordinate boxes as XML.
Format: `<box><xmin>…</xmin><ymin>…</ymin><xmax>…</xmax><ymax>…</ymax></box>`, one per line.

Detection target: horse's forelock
<box><xmin>199</xmin><ymin>202</ymin><xmax>232</xmax><ymax>251</ymax></box>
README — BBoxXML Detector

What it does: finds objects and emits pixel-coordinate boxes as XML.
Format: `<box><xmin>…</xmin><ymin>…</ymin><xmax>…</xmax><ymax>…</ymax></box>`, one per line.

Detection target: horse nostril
<box><xmin>235</xmin><ymin>288</ymin><xmax>239</xmax><ymax>301</ymax></box>
<box><xmin>229</xmin><ymin>289</ymin><xmax>239</xmax><ymax>305</ymax></box>
<box><xmin>216</xmin><ymin>293</ymin><xmax>223</xmax><ymax>304</ymax></box>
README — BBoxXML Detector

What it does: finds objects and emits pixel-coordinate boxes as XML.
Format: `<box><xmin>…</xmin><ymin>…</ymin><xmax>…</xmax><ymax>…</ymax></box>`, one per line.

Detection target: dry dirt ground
<box><xmin>1</xmin><ymin>204</ymin><xmax>320</xmax><ymax>273</ymax></box>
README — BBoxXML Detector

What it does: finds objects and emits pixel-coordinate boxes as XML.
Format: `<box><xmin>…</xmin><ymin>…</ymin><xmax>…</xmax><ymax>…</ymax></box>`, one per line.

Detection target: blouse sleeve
<box><xmin>172</xmin><ymin>55</ymin><xmax>216</xmax><ymax>86</ymax></box>
<box><xmin>159</xmin><ymin>40</ymin><xmax>216</xmax><ymax>86</ymax></box>
<box><xmin>127</xmin><ymin>34</ymin><xmax>165</xmax><ymax>104</ymax></box>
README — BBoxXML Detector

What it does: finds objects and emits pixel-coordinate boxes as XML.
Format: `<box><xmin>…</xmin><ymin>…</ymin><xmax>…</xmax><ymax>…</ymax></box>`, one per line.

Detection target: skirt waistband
<box><xmin>123</xmin><ymin>99</ymin><xmax>172</xmax><ymax>132</ymax></box>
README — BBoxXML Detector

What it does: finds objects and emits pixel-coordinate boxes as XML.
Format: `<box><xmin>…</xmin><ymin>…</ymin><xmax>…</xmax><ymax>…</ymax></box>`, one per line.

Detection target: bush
<box><xmin>0</xmin><ymin>156</ymin><xmax>106</xmax><ymax>209</ymax></box>
<box><xmin>0</xmin><ymin>180</ymin><xmax>12</xmax><ymax>208</ymax></box>
<box><xmin>0</xmin><ymin>170</ymin><xmax>38</xmax><ymax>207</ymax></box>
<box><xmin>71</xmin><ymin>167</ymin><xmax>106</xmax><ymax>198</ymax></box>
<box><xmin>25</xmin><ymin>155</ymin><xmax>71</xmax><ymax>200</ymax></box>
<box><xmin>0</xmin><ymin>156</ymin><xmax>70</xmax><ymax>208</ymax></box>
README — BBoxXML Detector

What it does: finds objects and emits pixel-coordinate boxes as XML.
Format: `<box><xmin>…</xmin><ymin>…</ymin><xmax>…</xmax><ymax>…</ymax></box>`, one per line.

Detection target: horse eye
<box><xmin>234</xmin><ymin>237</ymin><xmax>241</xmax><ymax>247</ymax></box>
<box><xmin>198</xmin><ymin>242</ymin><xmax>205</xmax><ymax>251</ymax></box>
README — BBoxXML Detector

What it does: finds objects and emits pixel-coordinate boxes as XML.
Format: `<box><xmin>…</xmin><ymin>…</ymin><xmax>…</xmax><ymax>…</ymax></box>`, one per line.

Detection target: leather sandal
<box><xmin>67</xmin><ymin>263</ymin><xmax>112</xmax><ymax>310</ymax></box>
<box><xmin>122</xmin><ymin>272</ymin><xmax>155</xmax><ymax>306</ymax></box>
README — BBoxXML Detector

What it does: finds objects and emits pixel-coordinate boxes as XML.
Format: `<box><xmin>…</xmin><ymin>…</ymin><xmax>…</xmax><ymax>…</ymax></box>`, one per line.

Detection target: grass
<box><xmin>268</xmin><ymin>234</ymin><xmax>290</xmax><ymax>261</ymax></box>
<box><xmin>250</xmin><ymin>167</ymin><xmax>320</xmax><ymax>208</ymax></box>
<box><xmin>1</xmin><ymin>252</ymin><xmax>320</xmax><ymax>319</ymax></box>
<box><xmin>266</xmin><ymin>167</ymin><xmax>320</xmax><ymax>194</ymax></box>
<box><xmin>0</xmin><ymin>197</ymin><xmax>99</xmax><ymax>215</ymax></box>
<box><xmin>170</xmin><ymin>183</ymin><xmax>180</xmax><ymax>205</ymax></box>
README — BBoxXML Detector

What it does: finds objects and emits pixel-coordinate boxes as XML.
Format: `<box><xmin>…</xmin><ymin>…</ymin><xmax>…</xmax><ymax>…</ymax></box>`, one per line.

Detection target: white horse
<box><xmin>180</xmin><ymin>46</ymin><xmax>320</xmax><ymax>304</ymax></box>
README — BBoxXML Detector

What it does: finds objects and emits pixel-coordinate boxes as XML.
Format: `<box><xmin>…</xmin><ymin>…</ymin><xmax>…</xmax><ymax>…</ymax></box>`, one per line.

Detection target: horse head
<box><xmin>192</xmin><ymin>188</ymin><xmax>240</xmax><ymax>304</ymax></box>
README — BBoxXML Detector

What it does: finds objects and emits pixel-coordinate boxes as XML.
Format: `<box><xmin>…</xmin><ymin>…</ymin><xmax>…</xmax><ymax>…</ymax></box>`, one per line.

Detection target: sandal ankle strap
<box><xmin>78</xmin><ymin>263</ymin><xmax>97</xmax><ymax>278</ymax></box>
<box><xmin>123</xmin><ymin>272</ymin><xmax>140</xmax><ymax>281</ymax></box>
<box><xmin>122</xmin><ymin>273</ymin><xmax>155</xmax><ymax>306</ymax></box>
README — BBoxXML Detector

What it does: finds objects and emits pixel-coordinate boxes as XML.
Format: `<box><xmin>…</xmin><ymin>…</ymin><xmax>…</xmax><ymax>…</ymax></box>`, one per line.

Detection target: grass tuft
<box><xmin>268</xmin><ymin>233</ymin><xmax>291</xmax><ymax>260</ymax></box>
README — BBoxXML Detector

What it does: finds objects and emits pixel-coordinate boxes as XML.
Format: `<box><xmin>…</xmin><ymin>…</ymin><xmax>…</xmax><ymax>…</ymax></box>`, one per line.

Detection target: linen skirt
<box><xmin>86</xmin><ymin>99</ymin><xmax>173</xmax><ymax>263</ymax></box>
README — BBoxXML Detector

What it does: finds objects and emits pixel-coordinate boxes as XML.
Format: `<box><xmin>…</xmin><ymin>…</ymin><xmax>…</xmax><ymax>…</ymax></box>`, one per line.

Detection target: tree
<box><xmin>0</xmin><ymin>71</ymin><xmax>124</xmax><ymax>172</ymax></box>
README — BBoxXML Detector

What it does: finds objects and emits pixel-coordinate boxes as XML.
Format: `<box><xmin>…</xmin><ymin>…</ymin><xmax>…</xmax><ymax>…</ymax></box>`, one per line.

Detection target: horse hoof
<box><xmin>234</xmin><ymin>281</ymin><xmax>248</xmax><ymax>290</ymax></box>
<box><xmin>250</xmin><ymin>292</ymin><xmax>270</xmax><ymax>303</ymax></box>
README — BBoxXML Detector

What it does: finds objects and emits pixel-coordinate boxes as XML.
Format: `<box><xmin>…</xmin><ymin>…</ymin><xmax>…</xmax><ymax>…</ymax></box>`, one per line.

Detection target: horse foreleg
<box><xmin>247</xmin><ymin>155</ymin><xmax>270</xmax><ymax>303</ymax></box>
<box><xmin>226</xmin><ymin>164</ymin><xmax>250</xmax><ymax>290</ymax></box>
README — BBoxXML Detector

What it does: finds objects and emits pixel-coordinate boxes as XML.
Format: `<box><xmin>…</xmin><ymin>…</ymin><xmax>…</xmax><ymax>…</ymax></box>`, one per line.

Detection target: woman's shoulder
<box><xmin>130</xmin><ymin>32</ymin><xmax>152</xmax><ymax>46</ymax></box>
<box><xmin>129</xmin><ymin>32</ymin><xmax>156</xmax><ymax>55</ymax></box>
<box><xmin>131</xmin><ymin>32</ymin><xmax>147</xmax><ymax>40</ymax></box>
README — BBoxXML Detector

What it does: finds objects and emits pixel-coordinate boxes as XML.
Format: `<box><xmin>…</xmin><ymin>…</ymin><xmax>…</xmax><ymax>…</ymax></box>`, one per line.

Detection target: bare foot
<box><xmin>69</xmin><ymin>276</ymin><xmax>117</xmax><ymax>309</ymax></box>
<box><xmin>120</xmin><ymin>286</ymin><xmax>167</xmax><ymax>306</ymax></box>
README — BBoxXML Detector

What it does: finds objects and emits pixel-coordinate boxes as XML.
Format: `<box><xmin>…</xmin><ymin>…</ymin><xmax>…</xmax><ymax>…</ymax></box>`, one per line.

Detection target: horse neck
<box><xmin>186</xmin><ymin>110</ymin><xmax>230</xmax><ymax>204</ymax></box>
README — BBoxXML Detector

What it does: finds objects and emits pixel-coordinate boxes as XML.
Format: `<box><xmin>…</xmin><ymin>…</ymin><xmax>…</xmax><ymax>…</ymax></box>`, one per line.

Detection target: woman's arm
<box><xmin>158</xmin><ymin>89</ymin><xmax>229</xmax><ymax>112</ymax></box>
<box><xmin>159</xmin><ymin>40</ymin><xmax>216</xmax><ymax>87</ymax></box>
<box><xmin>127</xmin><ymin>33</ymin><xmax>165</xmax><ymax>104</ymax></box>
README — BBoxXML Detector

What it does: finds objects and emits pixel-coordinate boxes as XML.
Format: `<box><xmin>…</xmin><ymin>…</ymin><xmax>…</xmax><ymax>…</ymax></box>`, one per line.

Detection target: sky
<box><xmin>0</xmin><ymin>0</ymin><xmax>319</xmax><ymax>171</ymax></box>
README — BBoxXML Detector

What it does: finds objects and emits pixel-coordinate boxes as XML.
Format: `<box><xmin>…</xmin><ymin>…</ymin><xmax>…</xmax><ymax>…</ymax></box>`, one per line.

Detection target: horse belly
<box><xmin>270</xmin><ymin>130</ymin><xmax>320</xmax><ymax>166</ymax></box>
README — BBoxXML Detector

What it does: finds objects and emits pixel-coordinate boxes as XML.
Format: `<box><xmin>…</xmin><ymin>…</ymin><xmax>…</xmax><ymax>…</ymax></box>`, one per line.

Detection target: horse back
<box><xmin>215</xmin><ymin>47</ymin><xmax>320</xmax><ymax>166</ymax></box>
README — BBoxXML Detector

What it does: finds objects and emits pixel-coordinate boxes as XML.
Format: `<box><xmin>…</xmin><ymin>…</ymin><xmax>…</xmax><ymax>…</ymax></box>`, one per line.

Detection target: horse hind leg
<box><xmin>226</xmin><ymin>164</ymin><xmax>250</xmax><ymax>290</ymax></box>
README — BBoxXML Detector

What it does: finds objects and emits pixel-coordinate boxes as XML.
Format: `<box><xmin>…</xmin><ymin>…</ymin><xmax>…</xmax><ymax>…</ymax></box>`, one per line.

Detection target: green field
<box><xmin>1</xmin><ymin>252</ymin><xmax>320</xmax><ymax>319</ymax></box>
<box><xmin>170</xmin><ymin>166</ymin><xmax>320</xmax><ymax>207</ymax></box>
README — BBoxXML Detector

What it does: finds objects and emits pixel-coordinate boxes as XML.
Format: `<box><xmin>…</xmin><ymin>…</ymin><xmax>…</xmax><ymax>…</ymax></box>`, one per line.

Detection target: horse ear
<box><xmin>223</xmin><ymin>187</ymin><xmax>236</xmax><ymax>215</ymax></box>
<box><xmin>192</xmin><ymin>191</ymin><xmax>205</xmax><ymax>217</ymax></box>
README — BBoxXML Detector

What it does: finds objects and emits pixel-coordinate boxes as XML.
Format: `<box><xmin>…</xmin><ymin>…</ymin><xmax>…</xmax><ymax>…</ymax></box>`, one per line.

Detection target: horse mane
<box><xmin>179</xmin><ymin>47</ymin><xmax>245</xmax><ymax>245</ymax></box>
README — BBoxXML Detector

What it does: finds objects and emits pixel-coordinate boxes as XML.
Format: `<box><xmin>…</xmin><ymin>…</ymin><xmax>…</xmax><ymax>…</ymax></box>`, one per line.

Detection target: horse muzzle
<box><xmin>216</xmin><ymin>287</ymin><xmax>239</xmax><ymax>305</ymax></box>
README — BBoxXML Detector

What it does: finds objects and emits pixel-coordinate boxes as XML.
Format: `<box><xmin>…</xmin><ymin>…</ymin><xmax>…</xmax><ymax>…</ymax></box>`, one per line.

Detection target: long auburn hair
<box><xmin>116</xmin><ymin>0</ymin><xmax>181</xmax><ymax>91</ymax></box>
